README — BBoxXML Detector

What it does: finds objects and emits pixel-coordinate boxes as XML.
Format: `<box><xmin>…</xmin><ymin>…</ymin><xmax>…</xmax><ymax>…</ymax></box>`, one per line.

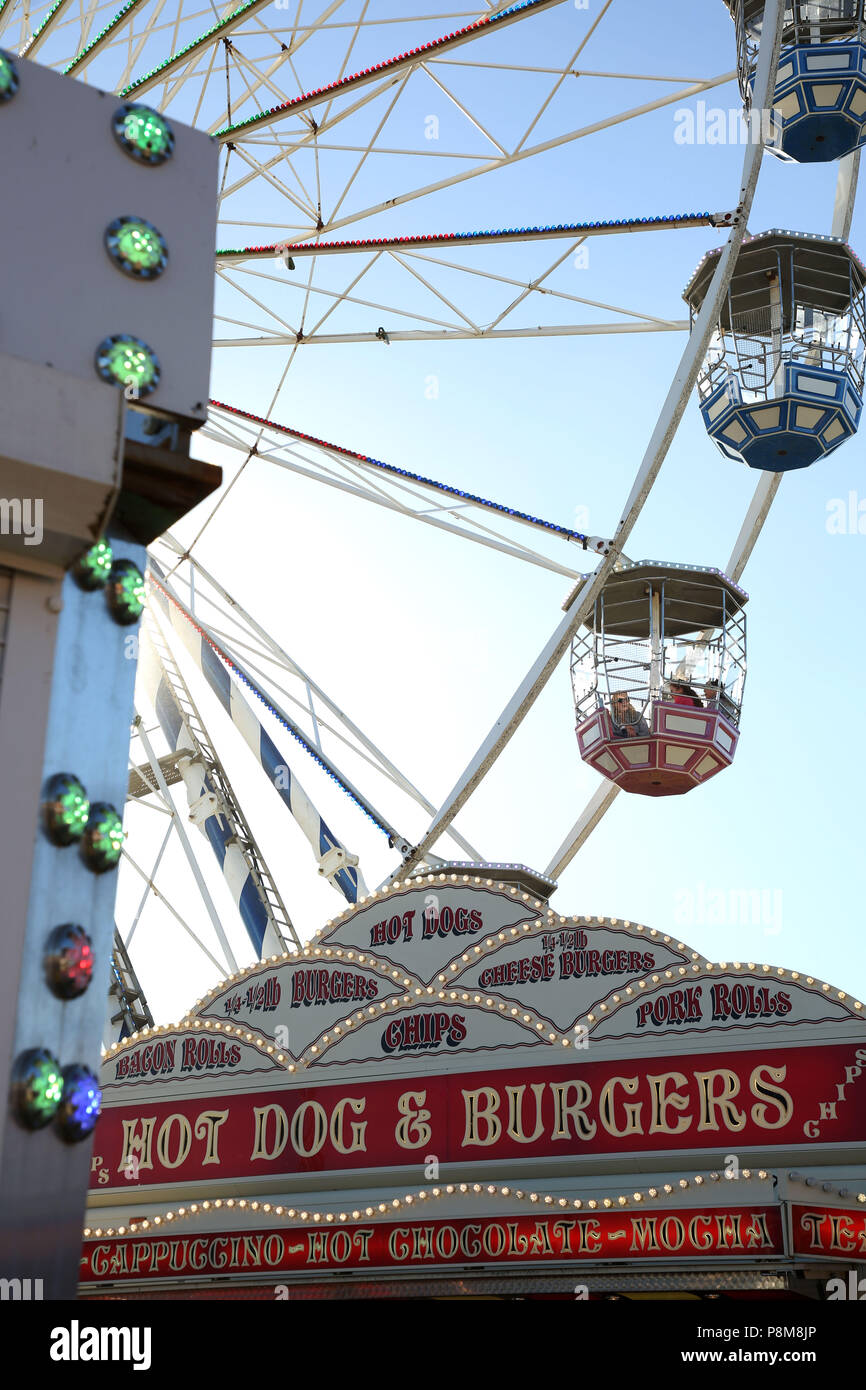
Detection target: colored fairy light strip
<box><xmin>208</xmin><ymin>400</ymin><xmax>589</xmax><ymax>544</ymax></box>
<box><xmin>217</xmin><ymin>213</ymin><xmax>726</xmax><ymax>262</ymax></box>
<box><xmin>20</xmin><ymin>0</ymin><xmax>72</xmax><ymax>55</ymax></box>
<box><xmin>148</xmin><ymin>568</ymin><xmax>397</xmax><ymax>845</ymax></box>
<box><xmin>119</xmin><ymin>0</ymin><xmax>270</xmax><ymax>97</ymax></box>
<box><xmin>214</xmin><ymin>0</ymin><xmax>566</xmax><ymax>140</ymax></box>
<box><xmin>63</xmin><ymin>0</ymin><xmax>148</xmax><ymax>74</ymax></box>
<box><xmin>82</xmin><ymin>1171</ymin><xmax>783</xmax><ymax>1240</ymax></box>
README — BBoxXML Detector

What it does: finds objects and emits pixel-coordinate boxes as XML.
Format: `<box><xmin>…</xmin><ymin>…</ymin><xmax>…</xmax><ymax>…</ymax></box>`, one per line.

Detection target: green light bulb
<box><xmin>112</xmin><ymin>103</ymin><xmax>174</xmax><ymax>164</ymax></box>
<box><xmin>72</xmin><ymin>539</ymin><xmax>113</xmax><ymax>591</ymax></box>
<box><xmin>106</xmin><ymin>558</ymin><xmax>146</xmax><ymax>625</ymax></box>
<box><xmin>0</xmin><ymin>50</ymin><xmax>18</xmax><ymax>102</ymax></box>
<box><xmin>95</xmin><ymin>335</ymin><xmax>160</xmax><ymax>397</ymax></box>
<box><xmin>81</xmin><ymin>802</ymin><xmax>125</xmax><ymax>873</ymax></box>
<box><xmin>106</xmin><ymin>217</ymin><xmax>168</xmax><ymax>280</ymax></box>
<box><xmin>42</xmin><ymin>773</ymin><xmax>90</xmax><ymax>846</ymax></box>
<box><xmin>12</xmin><ymin>1049</ymin><xmax>64</xmax><ymax>1129</ymax></box>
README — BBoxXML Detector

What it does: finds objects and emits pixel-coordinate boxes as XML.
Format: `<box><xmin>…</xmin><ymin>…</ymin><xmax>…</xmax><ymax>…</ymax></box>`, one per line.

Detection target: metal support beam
<box><xmin>544</xmin><ymin>783</ymin><xmax>620</xmax><ymax>881</ymax></box>
<box><xmin>213</xmin><ymin>322</ymin><xmax>690</xmax><ymax>346</ymax></box>
<box><xmin>157</xmin><ymin>538</ymin><xmax>486</xmax><ymax>862</ymax></box>
<box><xmin>134</xmin><ymin>716</ymin><xmax>240</xmax><ymax>973</ymax></box>
<box><xmin>120</xmin><ymin>849</ymin><xmax>227</xmax><ymax>973</ymax></box>
<box><xmin>391</xmin><ymin>0</ymin><xmax>786</xmax><ymax>880</ymax></box>
<box><xmin>832</xmin><ymin>149</ymin><xmax>861</xmax><ymax>241</ymax></box>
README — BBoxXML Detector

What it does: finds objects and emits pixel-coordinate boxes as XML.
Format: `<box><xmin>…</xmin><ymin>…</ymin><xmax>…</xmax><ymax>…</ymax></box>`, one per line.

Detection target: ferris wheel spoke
<box><xmin>511</xmin><ymin>0</ymin><xmax>613</xmax><ymax>154</ymax></box>
<box><xmin>120</xmin><ymin>847</ymin><xmax>231</xmax><ymax>974</ymax></box>
<box><xmin>137</xmin><ymin>622</ymin><xmax>300</xmax><ymax>951</ymax></box>
<box><xmin>202</xmin><ymin>0</ymin><xmax>359</xmax><ymax>133</ymax></box>
<box><xmin>388</xmin><ymin>249</ymin><xmax>481</xmax><ymax>332</ymax></box>
<box><xmin>204</xmin><ymin>401</ymin><xmax>598</xmax><ymax>564</ymax></box>
<box><xmin>214</xmin><ymin>0</ymin><xmax>569</xmax><ymax>141</ymax></box>
<box><xmin>833</xmin><ymin>147</ymin><xmax>861</xmax><ymax>240</ymax></box>
<box><xmin>324</xmin><ymin>70</ymin><xmax>413</xmax><ymax>226</ymax></box>
<box><xmin>149</xmin><ymin>564</ymin><xmax>404</xmax><ymax>872</ymax></box>
<box><xmin>62</xmin><ymin>0</ymin><xmax>152</xmax><ymax>75</ymax></box>
<box><xmin>225</xmin><ymin>70</ymin><xmax>735</xmax><ymax>248</ymax></box>
<box><xmin>391</xmin><ymin>0</ymin><xmax>787</xmax><ymax>880</ymax></box>
<box><xmin>185</xmin><ymin>19</ymin><xmax>224</xmax><ymax>124</ymax></box>
<box><xmin>19</xmin><ymin>0</ymin><xmax>74</xmax><ymax>55</ymax></box>
<box><xmin>213</xmin><ymin>229</ymin><xmax>694</xmax><ymax>349</ymax></box>
<box><xmin>418</xmin><ymin>60</ymin><xmax>507</xmax><ymax>155</ymax></box>
<box><xmin>217</xmin><ymin>213</ymin><xmax>731</xmax><ymax>264</ymax></box>
<box><xmin>544</xmin><ymin>783</ymin><xmax>620</xmax><ymax>881</ymax></box>
<box><xmin>221</xmin><ymin>141</ymin><xmax>321</xmax><ymax>221</ymax></box>
<box><xmin>153</xmin><ymin>540</ymin><xmax>486</xmax><ymax>860</ymax></box>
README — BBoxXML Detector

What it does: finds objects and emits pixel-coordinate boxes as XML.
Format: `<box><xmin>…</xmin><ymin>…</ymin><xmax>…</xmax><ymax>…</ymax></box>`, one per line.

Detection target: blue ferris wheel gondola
<box><xmin>724</xmin><ymin>0</ymin><xmax>866</xmax><ymax>163</ymax></box>
<box><xmin>685</xmin><ymin>230</ymin><xmax>866</xmax><ymax>472</ymax></box>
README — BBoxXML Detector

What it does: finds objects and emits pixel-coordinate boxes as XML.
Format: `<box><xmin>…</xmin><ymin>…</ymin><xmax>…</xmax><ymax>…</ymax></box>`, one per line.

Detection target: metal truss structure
<box><xmin>1</xmin><ymin>0</ymin><xmax>857</xmax><ymax>1028</ymax></box>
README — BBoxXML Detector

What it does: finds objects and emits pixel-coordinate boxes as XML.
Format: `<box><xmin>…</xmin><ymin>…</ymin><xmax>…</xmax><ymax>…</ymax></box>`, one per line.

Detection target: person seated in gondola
<box><xmin>609</xmin><ymin>692</ymin><xmax>649</xmax><ymax>738</ymax></box>
<box><xmin>667</xmin><ymin>680</ymin><xmax>703</xmax><ymax>707</ymax></box>
<box><xmin>702</xmin><ymin>678</ymin><xmax>738</xmax><ymax>722</ymax></box>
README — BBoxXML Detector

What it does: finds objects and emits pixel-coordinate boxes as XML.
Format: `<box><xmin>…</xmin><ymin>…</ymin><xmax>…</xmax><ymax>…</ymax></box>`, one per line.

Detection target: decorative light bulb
<box><xmin>95</xmin><ymin>335</ymin><xmax>160</xmax><ymax>397</ymax></box>
<box><xmin>11</xmin><ymin>1049</ymin><xmax>64</xmax><ymax>1128</ymax></box>
<box><xmin>72</xmin><ymin>539</ymin><xmax>113</xmax><ymax>591</ymax></box>
<box><xmin>42</xmin><ymin>773</ymin><xmax>90</xmax><ymax>846</ymax></box>
<box><xmin>44</xmin><ymin>924</ymin><xmax>94</xmax><ymax>999</ymax></box>
<box><xmin>56</xmin><ymin>1065</ymin><xmax>102</xmax><ymax>1142</ymax></box>
<box><xmin>105</xmin><ymin>217</ymin><xmax>168</xmax><ymax>279</ymax></box>
<box><xmin>106</xmin><ymin>559</ymin><xmax>146</xmax><ymax>625</ymax></box>
<box><xmin>81</xmin><ymin>802</ymin><xmax>124</xmax><ymax>873</ymax></box>
<box><xmin>112</xmin><ymin>104</ymin><xmax>174</xmax><ymax>164</ymax></box>
<box><xmin>0</xmin><ymin>49</ymin><xmax>18</xmax><ymax>102</ymax></box>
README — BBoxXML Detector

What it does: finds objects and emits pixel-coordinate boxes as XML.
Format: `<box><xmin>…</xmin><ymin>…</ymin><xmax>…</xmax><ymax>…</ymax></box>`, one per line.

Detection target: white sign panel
<box><xmin>451</xmin><ymin>920</ymin><xmax>695</xmax><ymax>1033</ymax></box>
<box><xmin>101</xmin><ymin>1026</ymin><xmax>285</xmax><ymax>1096</ymax></box>
<box><xmin>304</xmin><ymin>1000</ymin><xmax>550</xmax><ymax>1070</ymax></box>
<box><xmin>588</xmin><ymin>969</ymin><xmax>863</xmax><ymax>1044</ymax></box>
<box><xmin>189</xmin><ymin>956</ymin><xmax>410</xmax><ymax>1060</ymax></box>
<box><xmin>315</xmin><ymin>879</ymin><xmax>543</xmax><ymax>984</ymax></box>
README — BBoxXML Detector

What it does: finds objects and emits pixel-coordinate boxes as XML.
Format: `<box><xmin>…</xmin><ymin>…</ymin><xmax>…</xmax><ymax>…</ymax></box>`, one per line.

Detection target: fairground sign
<box><xmin>86</xmin><ymin>870</ymin><xmax>866</xmax><ymax>1289</ymax></box>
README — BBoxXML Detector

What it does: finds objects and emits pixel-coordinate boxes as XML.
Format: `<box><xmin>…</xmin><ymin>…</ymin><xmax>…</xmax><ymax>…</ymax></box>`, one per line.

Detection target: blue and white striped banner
<box><xmin>137</xmin><ymin>633</ymin><xmax>285</xmax><ymax>958</ymax></box>
<box><xmin>146</xmin><ymin>567</ymin><xmax>365</xmax><ymax>904</ymax></box>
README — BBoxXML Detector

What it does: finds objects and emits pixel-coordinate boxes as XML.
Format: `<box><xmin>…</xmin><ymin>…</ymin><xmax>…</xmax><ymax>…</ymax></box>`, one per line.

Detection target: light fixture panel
<box><xmin>0</xmin><ymin>58</ymin><xmax>217</xmax><ymax>425</ymax></box>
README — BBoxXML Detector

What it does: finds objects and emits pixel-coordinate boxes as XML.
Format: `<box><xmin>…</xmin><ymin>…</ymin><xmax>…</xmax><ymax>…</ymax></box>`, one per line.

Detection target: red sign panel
<box><xmin>792</xmin><ymin>1205</ymin><xmax>866</xmax><ymax>1261</ymax></box>
<box><xmin>80</xmin><ymin>1206</ymin><xmax>784</xmax><ymax>1282</ymax></box>
<box><xmin>89</xmin><ymin>1043</ymin><xmax>866</xmax><ymax>1190</ymax></box>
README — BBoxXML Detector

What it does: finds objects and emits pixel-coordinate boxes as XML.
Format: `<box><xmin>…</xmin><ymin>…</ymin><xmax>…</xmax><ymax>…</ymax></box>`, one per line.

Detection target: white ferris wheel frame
<box><xmin>1</xmin><ymin>0</ymin><xmax>855</xmax><ymax>1002</ymax></box>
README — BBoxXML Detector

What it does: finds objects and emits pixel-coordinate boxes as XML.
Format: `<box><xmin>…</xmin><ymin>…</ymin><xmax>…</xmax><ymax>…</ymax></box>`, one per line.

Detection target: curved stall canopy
<box><xmin>685</xmin><ymin>230</ymin><xmax>866</xmax><ymax>470</ymax></box>
<box><xmin>571</xmin><ymin>561</ymin><xmax>747</xmax><ymax>797</ymax></box>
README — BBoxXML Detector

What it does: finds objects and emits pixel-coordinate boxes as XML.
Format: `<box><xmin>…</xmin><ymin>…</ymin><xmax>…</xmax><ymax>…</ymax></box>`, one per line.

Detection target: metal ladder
<box><xmin>107</xmin><ymin>928</ymin><xmax>154</xmax><ymax>1039</ymax></box>
<box><xmin>135</xmin><ymin>615</ymin><xmax>300</xmax><ymax>952</ymax></box>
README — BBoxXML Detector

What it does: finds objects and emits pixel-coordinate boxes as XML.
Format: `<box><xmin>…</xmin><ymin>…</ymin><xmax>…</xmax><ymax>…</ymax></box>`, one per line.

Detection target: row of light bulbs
<box><xmin>187</xmin><ymin>898</ymin><xmax>676</xmax><ymax>1019</ymax></box>
<box><xmin>105</xmin><ymin>905</ymin><xmax>863</xmax><ymax>1064</ymax></box>
<box><xmin>82</xmin><ymin>1168</ymin><xmax>786</xmax><ymax>1240</ymax></box>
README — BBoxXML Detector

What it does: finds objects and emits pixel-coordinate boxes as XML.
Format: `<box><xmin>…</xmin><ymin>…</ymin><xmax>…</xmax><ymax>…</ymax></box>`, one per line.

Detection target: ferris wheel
<box><xmin>2</xmin><ymin>0</ymin><xmax>861</xmax><ymax>1033</ymax></box>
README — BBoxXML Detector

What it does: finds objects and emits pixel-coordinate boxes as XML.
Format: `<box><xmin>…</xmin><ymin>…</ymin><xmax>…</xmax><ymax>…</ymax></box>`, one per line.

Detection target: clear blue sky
<box><xmin>52</xmin><ymin>0</ymin><xmax>864</xmax><ymax>1021</ymax></box>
